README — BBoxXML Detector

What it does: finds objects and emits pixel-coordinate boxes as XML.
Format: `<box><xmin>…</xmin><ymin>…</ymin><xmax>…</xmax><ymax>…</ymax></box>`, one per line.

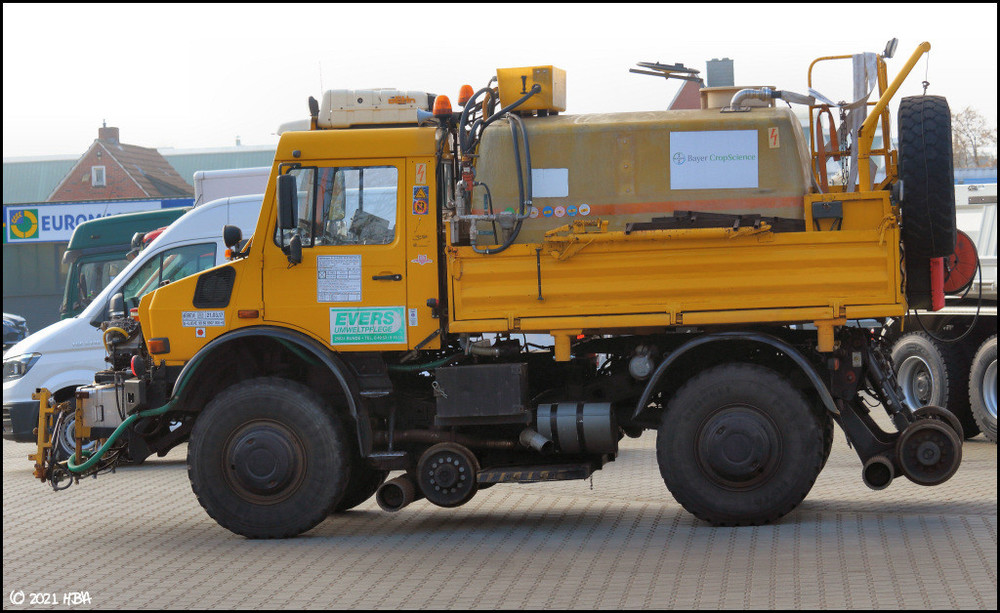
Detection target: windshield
<box><xmin>120</xmin><ymin>243</ymin><xmax>217</xmax><ymax>310</ymax></box>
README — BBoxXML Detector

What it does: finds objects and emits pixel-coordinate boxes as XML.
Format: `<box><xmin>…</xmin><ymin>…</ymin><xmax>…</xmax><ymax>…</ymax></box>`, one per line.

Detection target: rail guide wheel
<box><xmin>416</xmin><ymin>443</ymin><xmax>480</xmax><ymax>508</ymax></box>
<box><xmin>895</xmin><ymin>419</ymin><xmax>962</xmax><ymax>486</ymax></box>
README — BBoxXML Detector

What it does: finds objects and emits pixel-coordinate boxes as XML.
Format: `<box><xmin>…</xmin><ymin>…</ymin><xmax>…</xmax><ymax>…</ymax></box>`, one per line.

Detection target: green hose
<box><xmin>386</xmin><ymin>354</ymin><xmax>459</xmax><ymax>373</ymax></box>
<box><xmin>66</xmin><ymin>401</ymin><xmax>175</xmax><ymax>473</ymax></box>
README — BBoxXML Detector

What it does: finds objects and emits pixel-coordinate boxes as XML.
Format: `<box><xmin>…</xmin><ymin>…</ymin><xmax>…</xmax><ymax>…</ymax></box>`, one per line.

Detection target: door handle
<box><xmin>372</xmin><ymin>274</ymin><xmax>402</xmax><ymax>281</ymax></box>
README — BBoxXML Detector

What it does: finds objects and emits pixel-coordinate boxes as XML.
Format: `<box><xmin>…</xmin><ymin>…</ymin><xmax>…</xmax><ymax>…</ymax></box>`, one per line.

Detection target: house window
<box><xmin>92</xmin><ymin>166</ymin><xmax>106</xmax><ymax>187</ymax></box>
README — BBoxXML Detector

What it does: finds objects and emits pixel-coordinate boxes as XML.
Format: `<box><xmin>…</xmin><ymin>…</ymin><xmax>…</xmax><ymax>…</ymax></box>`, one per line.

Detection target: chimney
<box><xmin>706</xmin><ymin>58</ymin><xmax>735</xmax><ymax>87</ymax></box>
<box><xmin>99</xmin><ymin>125</ymin><xmax>120</xmax><ymax>144</ymax></box>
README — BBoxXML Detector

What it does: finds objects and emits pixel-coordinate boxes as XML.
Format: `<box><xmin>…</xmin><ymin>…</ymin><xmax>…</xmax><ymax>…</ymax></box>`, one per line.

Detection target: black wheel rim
<box><xmin>896</xmin><ymin>420</ymin><xmax>961</xmax><ymax>485</ymax></box>
<box><xmin>417</xmin><ymin>444</ymin><xmax>478</xmax><ymax>507</ymax></box>
<box><xmin>695</xmin><ymin>404</ymin><xmax>782</xmax><ymax>490</ymax></box>
<box><xmin>222</xmin><ymin>420</ymin><xmax>306</xmax><ymax>504</ymax></box>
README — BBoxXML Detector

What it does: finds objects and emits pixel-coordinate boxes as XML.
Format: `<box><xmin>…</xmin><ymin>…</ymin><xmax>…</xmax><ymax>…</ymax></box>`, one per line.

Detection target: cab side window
<box><xmin>276</xmin><ymin>165</ymin><xmax>399</xmax><ymax>248</ymax></box>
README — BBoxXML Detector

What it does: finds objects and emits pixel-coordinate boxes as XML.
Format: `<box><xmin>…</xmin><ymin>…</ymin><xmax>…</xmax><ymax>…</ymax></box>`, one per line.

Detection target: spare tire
<box><xmin>897</xmin><ymin>95</ymin><xmax>956</xmax><ymax>259</ymax></box>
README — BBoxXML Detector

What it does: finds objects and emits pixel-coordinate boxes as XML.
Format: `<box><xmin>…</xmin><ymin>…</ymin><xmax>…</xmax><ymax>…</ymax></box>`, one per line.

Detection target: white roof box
<box><xmin>317</xmin><ymin>89</ymin><xmax>434</xmax><ymax>129</ymax></box>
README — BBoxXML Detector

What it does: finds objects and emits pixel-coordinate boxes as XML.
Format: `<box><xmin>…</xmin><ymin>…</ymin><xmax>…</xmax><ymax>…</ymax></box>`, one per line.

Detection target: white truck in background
<box><xmin>890</xmin><ymin>183</ymin><xmax>997</xmax><ymax>443</ymax></box>
<box><xmin>193</xmin><ymin>167</ymin><xmax>270</xmax><ymax>206</ymax></box>
<box><xmin>2</xmin><ymin>194</ymin><xmax>265</xmax><ymax>459</ymax></box>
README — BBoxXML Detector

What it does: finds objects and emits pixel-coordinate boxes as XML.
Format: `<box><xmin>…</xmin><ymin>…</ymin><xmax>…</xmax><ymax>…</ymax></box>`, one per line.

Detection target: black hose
<box><xmin>471</xmin><ymin>113</ymin><xmax>531</xmax><ymax>255</ymax></box>
<box><xmin>459</xmin><ymin>86</ymin><xmax>495</xmax><ymax>152</ymax></box>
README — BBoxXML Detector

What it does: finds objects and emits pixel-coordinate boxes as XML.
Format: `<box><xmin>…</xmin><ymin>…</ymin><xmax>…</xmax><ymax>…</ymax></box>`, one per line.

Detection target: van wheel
<box><xmin>657</xmin><ymin>363</ymin><xmax>825</xmax><ymax>526</ymax></box>
<box><xmin>52</xmin><ymin>399</ymin><xmax>98</xmax><ymax>462</ymax></box>
<box><xmin>969</xmin><ymin>335</ymin><xmax>997</xmax><ymax>443</ymax></box>
<box><xmin>188</xmin><ymin>377</ymin><xmax>351</xmax><ymax>538</ymax></box>
<box><xmin>897</xmin><ymin>95</ymin><xmax>956</xmax><ymax>259</ymax></box>
<box><xmin>891</xmin><ymin>332</ymin><xmax>978</xmax><ymax>438</ymax></box>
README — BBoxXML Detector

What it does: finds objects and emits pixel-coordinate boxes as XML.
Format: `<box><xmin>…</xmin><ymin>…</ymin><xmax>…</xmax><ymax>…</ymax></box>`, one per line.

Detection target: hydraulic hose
<box><xmin>386</xmin><ymin>353</ymin><xmax>462</xmax><ymax>373</ymax></box>
<box><xmin>472</xmin><ymin>112</ymin><xmax>532</xmax><ymax>255</ymax></box>
<box><xmin>65</xmin><ymin>363</ymin><xmax>199</xmax><ymax>473</ymax></box>
<box><xmin>66</xmin><ymin>399</ymin><xmax>175</xmax><ymax>473</ymax></box>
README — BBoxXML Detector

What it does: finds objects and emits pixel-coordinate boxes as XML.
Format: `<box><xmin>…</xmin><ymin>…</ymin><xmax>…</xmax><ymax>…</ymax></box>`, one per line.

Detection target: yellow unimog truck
<box><xmin>34</xmin><ymin>40</ymin><xmax>966</xmax><ymax>538</ymax></box>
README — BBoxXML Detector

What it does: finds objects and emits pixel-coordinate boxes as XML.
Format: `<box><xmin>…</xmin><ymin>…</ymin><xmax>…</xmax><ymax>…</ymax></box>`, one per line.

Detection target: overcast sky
<box><xmin>3</xmin><ymin>3</ymin><xmax>996</xmax><ymax>158</ymax></box>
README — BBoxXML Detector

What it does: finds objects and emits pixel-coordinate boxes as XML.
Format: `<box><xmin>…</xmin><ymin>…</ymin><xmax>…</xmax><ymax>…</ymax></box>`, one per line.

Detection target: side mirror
<box><xmin>277</xmin><ymin>174</ymin><xmax>298</xmax><ymax>230</ymax></box>
<box><xmin>109</xmin><ymin>292</ymin><xmax>126</xmax><ymax>319</ymax></box>
<box><xmin>223</xmin><ymin>224</ymin><xmax>242</xmax><ymax>248</ymax></box>
<box><xmin>287</xmin><ymin>234</ymin><xmax>302</xmax><ymax>265</ymax></box>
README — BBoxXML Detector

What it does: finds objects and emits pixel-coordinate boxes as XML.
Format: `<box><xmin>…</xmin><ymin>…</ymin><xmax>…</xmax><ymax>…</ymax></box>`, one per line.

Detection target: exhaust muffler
<box><xmin>375</xmin><ymin>474</ymin><xmax>423</xmax><ymax>512</ymax></box>
<box><xmin>861</xmin><ymin>455</ymin><xmax>895</xmax><ymax>490</ymax></box>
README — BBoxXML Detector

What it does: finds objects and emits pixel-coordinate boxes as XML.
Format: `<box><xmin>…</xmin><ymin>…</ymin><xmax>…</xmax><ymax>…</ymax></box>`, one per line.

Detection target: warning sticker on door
<box><xmin>182</xmin><ymin>311</ymin><xmax>225</xmax><ymax>327</ymax></box>
<box><xmin>317</xmin><ymin>255</ymin><xmax>362</xmax><ymax>302</ymax></box>
<box><xmin>670</xmin><ymin>130</ymin><xmax>759</xmax><ymax>189</ymax></box>
<box><xmin>330</xmin><ymin>306</ymin><xmax>406</xmax><ymax>345</ymax></box>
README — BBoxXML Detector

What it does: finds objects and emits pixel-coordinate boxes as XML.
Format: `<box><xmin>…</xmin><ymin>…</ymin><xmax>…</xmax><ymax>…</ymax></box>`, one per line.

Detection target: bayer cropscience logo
<box><xmin>672</xmin><ymin>152</ymin><xmax>686</xmax><ymax>166</ymax></box>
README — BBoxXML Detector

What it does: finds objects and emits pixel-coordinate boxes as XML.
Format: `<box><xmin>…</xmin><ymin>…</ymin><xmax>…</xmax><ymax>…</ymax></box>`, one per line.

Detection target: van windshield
<box><xmin>120</xmin><ymin>243</ymin><xmax>217</xmax><ymax>310</ymax></box>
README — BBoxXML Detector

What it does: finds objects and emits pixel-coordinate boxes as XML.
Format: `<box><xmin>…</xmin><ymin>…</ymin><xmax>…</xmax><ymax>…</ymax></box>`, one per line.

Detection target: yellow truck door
<box><xmin>262</xmin><ymin>160</ymin><xmax>412</xmax><ymax>350</ymax></box>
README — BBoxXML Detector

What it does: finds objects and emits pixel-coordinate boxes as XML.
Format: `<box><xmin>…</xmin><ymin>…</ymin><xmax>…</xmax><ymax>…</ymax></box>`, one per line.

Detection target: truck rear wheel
<box><xmin>897</xmin><ymin>95</ymin><xmax>956</xmax><ymax>259</ymax></box>
<box><xmin>891</xmin><ymin>332</ymin><xmax>978</xmax><ymax>438</ymax></box>
<box><xmin>656</xmin><ymin>363</ymin><xmax>825</xmax><ymax>526</ymax></box>
<box><xmin>969</xmin><ymin>335</ymin><xmax>997</xmax><ymax>443</ymax></box>
<box><xmin>188</xmin><ymin>377</ymin><xmax>351</xmax><ymax>538</ymax></box>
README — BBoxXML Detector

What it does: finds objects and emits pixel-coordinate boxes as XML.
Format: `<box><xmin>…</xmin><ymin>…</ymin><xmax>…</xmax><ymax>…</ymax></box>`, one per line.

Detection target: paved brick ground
<box><xmin>2</xmin><ymin>423</ymin><xmax>996</xmax><ymax>610</ymax></box>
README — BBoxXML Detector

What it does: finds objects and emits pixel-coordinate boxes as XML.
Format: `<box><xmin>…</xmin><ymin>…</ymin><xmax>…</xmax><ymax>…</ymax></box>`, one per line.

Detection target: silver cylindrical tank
<box><xmin>535</xmin><ymin>402</ymin><xmax>617</xmax><ymax>455</ymax></box>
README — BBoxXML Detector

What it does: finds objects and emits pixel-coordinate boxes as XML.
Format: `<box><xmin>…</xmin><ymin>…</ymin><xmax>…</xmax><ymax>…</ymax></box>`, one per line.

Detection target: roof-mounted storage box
<box><xmin>496</xmin><ymin>65</ymin><xmax>566</xmax><ymax>113</ymax></box>
<box><xmin>317</xmin><ymin>89</ymin><xmax>435</xmax><ymax>129</ymax></box>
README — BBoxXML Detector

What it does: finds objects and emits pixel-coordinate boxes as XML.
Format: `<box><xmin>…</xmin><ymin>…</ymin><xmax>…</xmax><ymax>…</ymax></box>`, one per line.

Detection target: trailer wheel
<box><xmin>891</xmin><ymin>332</ymin><xmax>978</xmax><ymax>438</ymax></box>
<box><xmin>188</xmin><ymin>377</ymin><xmax>351</xmax><ymax>538</ymax></box>
<box><xmin>969</xmin><ymin>335</ymin><xmax>997</xmax><ymax>443</ymax></box>
<box><xmin>656</xmin><ymin>363</ymin><xmax>825</xmax><ymax>526</ymax></box>
<box><xmin>897</xmin><ymin>95</ymin><xmax>956</xmax><ymax>259</ymax></box>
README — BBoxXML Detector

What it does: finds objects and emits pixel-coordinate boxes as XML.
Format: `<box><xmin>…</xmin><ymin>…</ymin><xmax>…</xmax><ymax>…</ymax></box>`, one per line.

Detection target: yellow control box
<box><xmin>496</xmin><ymin>65</ymin><xmax>566</xmax><ymax>113</ymax></box>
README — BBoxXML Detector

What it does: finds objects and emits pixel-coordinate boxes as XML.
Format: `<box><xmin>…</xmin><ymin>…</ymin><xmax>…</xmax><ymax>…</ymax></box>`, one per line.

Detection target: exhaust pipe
<box><xmin>375</xmin><ymin>474</ymin><xmax>423</xmax><ymax>512</ymax></box>
<box><xmin>519</xmin><ymin>428</ymin><xmax>553</xmax><ymax>454</ymax></box>
<box><xmin>861</xmin><ymin>455</ymin><xmax>895</xmax><ymax>490</ymax></box>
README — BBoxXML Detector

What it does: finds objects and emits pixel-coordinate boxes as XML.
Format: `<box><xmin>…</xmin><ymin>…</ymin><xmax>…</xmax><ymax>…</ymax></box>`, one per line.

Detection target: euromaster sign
<box><xmin>4</xmin><ymin>199</ymin><xmax>192</xmax><ymax>243</ymax></box>
<box><xmin>670</xmin><ymin>130</ymin><xmax>759</xmax><ymax>190</ymax></box>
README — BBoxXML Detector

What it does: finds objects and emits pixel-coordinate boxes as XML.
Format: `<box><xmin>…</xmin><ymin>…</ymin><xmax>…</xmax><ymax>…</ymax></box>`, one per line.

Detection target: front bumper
<box><xmin>3</xmin><ymin>400</ymin><xmax>38</xmax><ymax>442</ymax></box>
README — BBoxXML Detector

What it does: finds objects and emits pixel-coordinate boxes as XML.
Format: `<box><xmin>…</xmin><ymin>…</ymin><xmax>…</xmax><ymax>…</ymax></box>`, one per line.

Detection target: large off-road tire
<box><xmin>897</xmin><ymin>95</ymin><xmax>956</xmax><ymax>260</ymax></box>
<box><xmin>656</xmin><ymin>363</ymin><xmax>825</xmax><ymax>526</ymax></box>
<box><xmin>969</xmin><ymin>335</ymin><xmax>997</xmax><ymax>443</ymax></box>
<box><xmin>334</xmin><ymin>459</ymin><xmax>388</xmax><ymax>512</ymax></box>
<box><xmin>188</xmin><ymin>377</ymin><xmax>351</xmax><ymax>538</ymax></box>
<box><xmin>891</xmin><ymin>332</ymin><xmax>978</xmax><ymax>438</ymax></box>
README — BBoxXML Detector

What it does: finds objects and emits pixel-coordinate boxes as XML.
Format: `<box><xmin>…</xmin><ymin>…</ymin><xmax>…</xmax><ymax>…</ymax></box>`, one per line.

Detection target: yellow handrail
<box><xmin>857</xmin><ymin>42</ymin><xmax>931</xmax><ymax>190</ymax></box>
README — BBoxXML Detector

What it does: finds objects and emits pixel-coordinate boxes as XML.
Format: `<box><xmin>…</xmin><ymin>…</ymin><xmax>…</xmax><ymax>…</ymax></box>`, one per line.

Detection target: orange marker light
<box><xmin>457</xmin><ymin>84</ymin><xmax>474</xmax><ymax>106</ymax></box>
<box><xmin>147</xmin><ymin>338</ymin><xmax>171</xmax><ymax>354</ymax></box>
<box><xmin>433</xmin><ymin>95</ymin><xmax>453</xmax><ymax>117</ymax></box>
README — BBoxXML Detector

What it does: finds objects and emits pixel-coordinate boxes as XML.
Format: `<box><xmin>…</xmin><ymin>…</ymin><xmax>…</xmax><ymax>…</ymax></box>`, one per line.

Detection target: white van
<box><xmin>2</xmin><ymin>194</ymin><xmax>264</xmax><ymax>453</ymax></box>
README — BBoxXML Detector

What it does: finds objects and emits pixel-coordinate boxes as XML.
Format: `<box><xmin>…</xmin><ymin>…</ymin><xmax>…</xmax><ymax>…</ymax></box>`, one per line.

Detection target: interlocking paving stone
<box><xmin>2</xmin><ymin>422</ymin><xmax>996</xmax><ymax>609</ymax></box>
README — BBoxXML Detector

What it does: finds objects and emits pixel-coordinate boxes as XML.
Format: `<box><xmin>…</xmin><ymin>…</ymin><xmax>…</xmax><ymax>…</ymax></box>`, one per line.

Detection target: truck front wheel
<box><xmin>656</xmin><ymin>363</ymin><xmax>825</xmax><ymax>526</ymax></box>
<box><xmin>188</xmin><ymin>377</ymin><xmax>351</xmax><ymax>538</ymax></box>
